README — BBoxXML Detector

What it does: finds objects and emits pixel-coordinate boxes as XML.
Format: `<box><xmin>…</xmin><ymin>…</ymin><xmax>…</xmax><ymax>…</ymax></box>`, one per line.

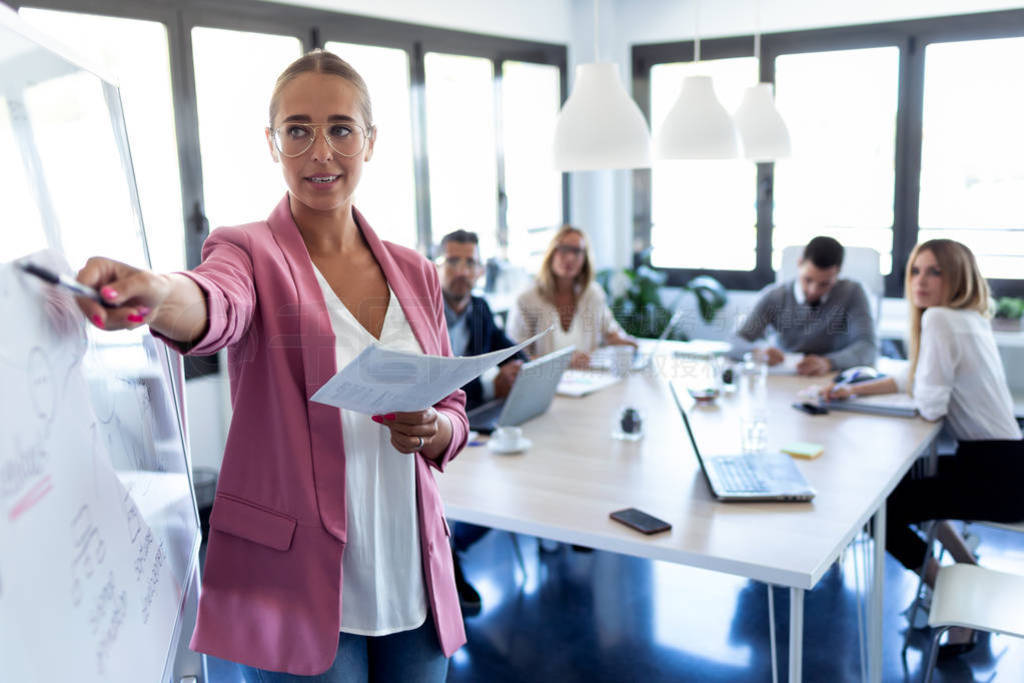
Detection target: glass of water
<box><xmin>738</xmin><ymin>352</ymin><xmax>768</xmax><ymax>453</ymax></box>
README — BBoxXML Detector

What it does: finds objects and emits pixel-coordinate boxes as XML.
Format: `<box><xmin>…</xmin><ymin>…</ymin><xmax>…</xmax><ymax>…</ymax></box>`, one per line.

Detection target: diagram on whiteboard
<box><xmin>0</xmin><ymin>256</ymin><xmax>200</xmax><ymax>682</ymax></box>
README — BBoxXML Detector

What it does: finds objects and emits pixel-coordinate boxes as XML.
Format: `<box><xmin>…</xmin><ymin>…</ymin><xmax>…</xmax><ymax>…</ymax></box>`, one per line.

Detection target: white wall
<box><xmin>619</xmin><ymin>0</ymin><xmax>1024</xmax><ymax>45</ymax></box>
<box><xmin>263</xmin><ymin>0</ymin><xmax>573</xmax><ymax>43</ymax></box>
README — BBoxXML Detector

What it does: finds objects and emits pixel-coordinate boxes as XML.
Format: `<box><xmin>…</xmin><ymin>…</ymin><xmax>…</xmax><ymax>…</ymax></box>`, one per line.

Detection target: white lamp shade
<box><xmin>552</xmin><ymin>62</ymin><xmax>651</xmax><ymax>171</ymax></box>
<box><xmin>655</xmin><ymin>75</ymin><xmax>739</xmax><ymax>160</ymax></box>
<box><xmin>734</xmin><ymin>83</ymin><xmax>791</xmax><ymax>161</ymax></box>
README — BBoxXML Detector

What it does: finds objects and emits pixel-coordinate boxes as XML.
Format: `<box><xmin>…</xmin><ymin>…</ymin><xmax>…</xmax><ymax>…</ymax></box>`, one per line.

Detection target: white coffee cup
<box><xmin>610</xmin><ymin>345</ymin><xmax>634</xmax><ymax>376</ymax></box>
<box><xmin>492</xmin><ymin>425</ymin><xmax>523</xmax><ymax>450</ymax></box>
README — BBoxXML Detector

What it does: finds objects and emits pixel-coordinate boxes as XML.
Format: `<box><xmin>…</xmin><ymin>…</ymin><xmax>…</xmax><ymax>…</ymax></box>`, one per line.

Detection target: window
<box><xmin>918</xmin><ymin>37</ymin><xmax>1024</xmax><ymax>279</ymax></box>
<box><xmin>0</xmin><ymin>99</ymin><xmax>48</xmax><ymax>260</ymax></box>
<box><xmin>649</xmin><ymin>57</ymin><xmax>758</xmax><ymax>271</ymax></box>
<box><xmin>772</xmin><ymin>47</ymin><xmax>900</xmax><ymax>274</ymax></box>
<box><xmin>23</xmin><ymin>71</ymin><xmax>147</xmax><ymax>268</ymax></box>
<box><xmin>501</xmin><ymin>60</ymin><xmax>563</xmax><ymax>271</ymax></box>
<box><xmin>636</xmin><ymin>10</ymin><xmax>1024</xmax><ymax>296</ymax></box>
<box><xmin>191</xmin><ymin>27</ymin><xmax>301</xmax><ymax>230</ymax></box>
<box><xmin>20</xmin><ymin>8</ymin><xmax>186</xmax><ymax>272</ymax></box>
<box><xmin>424</xmin><ymin>52</ymin><xmax>498</xmax><ymax>258</ymax></box>
<box><xmin>325</xmin><ymin>41</ymin><xmax>417</xmax><ymax>247</ymax></box>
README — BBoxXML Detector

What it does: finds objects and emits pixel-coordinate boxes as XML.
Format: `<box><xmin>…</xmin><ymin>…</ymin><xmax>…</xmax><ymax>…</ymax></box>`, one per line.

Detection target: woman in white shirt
<box><xmin>507</xmin><ymin>225</ymin><xmax>636</xmax><ymax>368</ymax></box>
<box><xmin>824</xmin><ymin>239</ymin><xmax>1023</xmax><ymax>656</ymax></box>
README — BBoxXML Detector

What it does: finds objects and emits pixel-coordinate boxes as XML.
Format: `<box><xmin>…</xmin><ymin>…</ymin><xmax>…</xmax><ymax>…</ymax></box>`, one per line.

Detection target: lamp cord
<box><xmin>694</xmin><ymin>0</ymin><xmax>701</xmax><ymax>63</ymax></box>
<box><xmin>754</xmin><ymin>0</ymin><xmax>762</xmax><ymax>62</ymax></box>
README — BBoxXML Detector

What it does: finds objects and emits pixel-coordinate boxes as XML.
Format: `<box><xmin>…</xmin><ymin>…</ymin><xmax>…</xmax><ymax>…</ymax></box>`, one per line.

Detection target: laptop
<box><xmin>668</xmin><ymin>382</ymin><xmax>816</xmax><ymax>502</ymax></box>
<box><xmin>467</xmin><ymin>346</ymin><xmax>574</xmax><ymax>433</ymax></box>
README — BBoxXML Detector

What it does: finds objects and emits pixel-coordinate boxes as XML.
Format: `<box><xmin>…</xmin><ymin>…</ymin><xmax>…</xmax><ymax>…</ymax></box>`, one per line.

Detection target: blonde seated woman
<box><xmin>508</xmin><ymin>225</ymin><xmax>637</xmax><ymax>369</ymax></box>
<box><xmin>823</xmin><ymin>239</ymin><xmax>1023</xmax><ymax>658</ymax></box>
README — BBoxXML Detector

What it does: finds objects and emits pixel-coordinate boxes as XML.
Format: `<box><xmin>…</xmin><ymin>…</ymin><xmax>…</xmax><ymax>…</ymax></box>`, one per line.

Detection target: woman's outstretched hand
<box><xmin>76</xmin><ymin>257</ymin><xmax>170</xmax><ymax>330</ymax></box>
<box><xmin>76</xmin><ymin>257</ymin><xmax>207</xmax><ymax>342</ymax></box>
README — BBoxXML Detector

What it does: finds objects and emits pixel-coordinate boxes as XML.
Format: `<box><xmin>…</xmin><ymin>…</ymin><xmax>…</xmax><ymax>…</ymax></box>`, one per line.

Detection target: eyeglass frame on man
<box><xmin>434</xmin><ymin>255</ymin><xmax>483</xmax><ymax>272</ymax></box>
<box><xmin>269</xmin><ymin>121</ymin><xmax>373</xmax><ymax>158</ymax></box>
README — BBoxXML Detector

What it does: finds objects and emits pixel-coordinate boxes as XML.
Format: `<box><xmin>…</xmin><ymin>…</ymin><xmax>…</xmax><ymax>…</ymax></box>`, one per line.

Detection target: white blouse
<box><xmin>313</xmin><ymin>268</ymin><xmax>427</xmax><ymax>636</ymax></box>
<box><xmin>507</xmin><ymin>281</ymin><xmax>624</xmax><ymax>357</ymax></box>
<box><xmin>894</xmin><ymin>307</ymin><xmax>1021</xmax><ymax>441</ymax></box>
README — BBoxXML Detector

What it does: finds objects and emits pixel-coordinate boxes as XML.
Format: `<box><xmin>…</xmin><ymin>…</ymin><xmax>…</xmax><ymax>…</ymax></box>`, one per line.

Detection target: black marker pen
<box><xmin>17</xmin><ymin>261</ymin><xmax>116</xmax><ymax>308</ymax></box>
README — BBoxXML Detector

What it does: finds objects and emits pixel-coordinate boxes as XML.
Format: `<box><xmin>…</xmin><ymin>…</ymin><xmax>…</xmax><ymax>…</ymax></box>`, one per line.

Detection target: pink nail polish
<box><xmin>371</xmin><ymin>415</ymin><xmax>383</xmax><ymax>423</ymax></box>
<box><xmin>91</xmin><ymin>315</ymin><xmax>105</xmax><ymax>328</ymax></box>
<box><xmin>100</xmin><ymin>287</ymin><xmax>118</xmax><ymax>300</ymax></box>
<box><xmin>137</xmin><ymin>306</ymin><xmax>151</xmax><ymax>316</ymax></box>
<box><xmin>127</xmin><ymin>314</ymin><xmax>144</xmax><ymax>323</ymax></box>
<box><xmin>384</xmin><ymin>413</ymin><xmax>396</xmax><ymax>420</ymax></box>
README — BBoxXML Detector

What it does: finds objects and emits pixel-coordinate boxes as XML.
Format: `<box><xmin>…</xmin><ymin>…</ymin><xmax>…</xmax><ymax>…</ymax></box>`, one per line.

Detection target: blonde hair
<box><xmin>268</xmin><ymin>49</ymin><xmax>373</xmax><ymax>129</ymax></box>
<box><xmin>535</xmin><ymin>225</ymin><xmax>594</xmax><ymax>303</ymax></box>
<box><xmin>906</xmin><ymin>239</ymin><xmax>990</xmax><ymax>389</ymax></box>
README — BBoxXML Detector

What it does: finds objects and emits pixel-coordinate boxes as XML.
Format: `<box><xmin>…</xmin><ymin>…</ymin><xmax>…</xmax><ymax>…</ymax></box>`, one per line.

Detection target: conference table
<box><xmin>438</xmin><ymin>343</ymin><xmax>942</xmax><ymax>682</ymax></box>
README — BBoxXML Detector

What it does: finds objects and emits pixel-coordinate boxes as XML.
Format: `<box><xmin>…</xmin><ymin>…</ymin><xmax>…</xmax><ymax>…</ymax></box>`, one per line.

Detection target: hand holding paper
<box><xmin>310</xmin><ymin>326</ymin><xmax>552</xmax><ymax>414</ymax></box>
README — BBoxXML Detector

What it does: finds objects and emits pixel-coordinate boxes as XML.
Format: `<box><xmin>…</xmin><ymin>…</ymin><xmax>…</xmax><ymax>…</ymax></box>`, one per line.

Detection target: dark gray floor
<box><xmin>205</xmin><ymin>525</ymin><xmax>1024</xmax><ymax>682</ymax></box>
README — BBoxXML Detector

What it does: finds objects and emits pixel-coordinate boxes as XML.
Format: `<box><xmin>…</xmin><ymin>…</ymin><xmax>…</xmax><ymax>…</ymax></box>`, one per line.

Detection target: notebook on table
<box><xmin>821</xmin><ymin>393</ymin><xmax>918</xmax><ymax>418</ymax></box>
<box><xmin>466</xmin><ymin>346</ymin><xmax>574</xmax><ymax>433</ymax></box>
<box><xmin>669</xmin><ymin>382</ymin><xmax>816</xmax><ymax>502</ymax></box>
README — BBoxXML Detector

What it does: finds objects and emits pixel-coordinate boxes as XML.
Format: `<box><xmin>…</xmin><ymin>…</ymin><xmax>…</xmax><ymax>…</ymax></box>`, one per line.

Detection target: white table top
<box><xmin>439</xmin><ymin>355</ymin><xmax>941</xmax><ymax>590</ymax></box>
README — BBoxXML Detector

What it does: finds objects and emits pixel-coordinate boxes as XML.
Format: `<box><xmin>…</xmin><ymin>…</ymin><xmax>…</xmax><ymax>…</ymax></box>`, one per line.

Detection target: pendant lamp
<box><xmin>552</xmin><ymin>0</ymin><xmax>651</xmax><ymax>171</ymax></box>
<box><xmin>734</xmin><ymin>83</ymin><xmax>790</xmax><ymax>161</ymax></box>
<box><xmin>733</xmin><ymin>0</ymin><xmax>791</xmax><ymax>161</ymax></box>
<box><xmin>654</xmin><ymin>0</ymin><xmax>739</xmax><ymax>160</ymax></box>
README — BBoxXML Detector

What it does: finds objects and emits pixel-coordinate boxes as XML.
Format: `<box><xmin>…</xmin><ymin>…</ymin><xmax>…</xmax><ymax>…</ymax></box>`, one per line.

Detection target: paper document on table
<box><xmin>557</xmin><ymin>370</ymin><xmax>622</xmax><ymax>397</ymax></box>
<box><xmin>309</xmin><ymin>326</ymin><xmax>552</xmax><ymax>414</ymax></box>
<box><xmin>767</xmin><ymin>352</ymin><xmax>802</xmax><ymax>375</ymax></box>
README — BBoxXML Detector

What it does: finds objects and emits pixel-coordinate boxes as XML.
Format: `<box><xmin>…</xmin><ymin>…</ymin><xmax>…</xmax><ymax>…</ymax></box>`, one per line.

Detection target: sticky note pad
<box><xmin>781</xmin><ymin>441</ymin><xmax>824</xmax><ymax>459</ymax></box>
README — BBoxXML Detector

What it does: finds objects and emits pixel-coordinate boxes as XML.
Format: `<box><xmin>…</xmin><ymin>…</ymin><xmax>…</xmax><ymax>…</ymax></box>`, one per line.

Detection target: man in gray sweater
<box><xmin>731</xmin><ymin>236</ymin><xmax>877</xmax><ymax>375</ymax></box>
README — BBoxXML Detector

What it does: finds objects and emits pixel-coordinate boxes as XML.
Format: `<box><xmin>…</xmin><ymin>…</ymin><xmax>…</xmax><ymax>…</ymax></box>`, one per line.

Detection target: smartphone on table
<box><xmin>610</xmin><ymin>508</ymin><xmax>672</xmax><ymax>535</ymax></box>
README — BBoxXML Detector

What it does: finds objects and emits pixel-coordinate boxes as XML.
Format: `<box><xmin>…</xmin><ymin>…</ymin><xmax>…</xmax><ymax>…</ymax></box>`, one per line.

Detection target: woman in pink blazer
<box><xmin>75</xmin><ymin>51</ymin><xmax>468</xmax><ymax>680</ymax></box>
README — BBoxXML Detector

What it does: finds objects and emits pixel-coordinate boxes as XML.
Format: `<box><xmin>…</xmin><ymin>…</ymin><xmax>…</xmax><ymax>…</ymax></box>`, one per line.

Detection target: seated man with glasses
<box><xmin>437</xmin><ymin>229</ymin><xmax>527</xmax><ymax>615</ymax></box>
<box><xmin>730</xmin><ymin>236</ymin><xmax>877</xmax><ymax>375</ymax></box>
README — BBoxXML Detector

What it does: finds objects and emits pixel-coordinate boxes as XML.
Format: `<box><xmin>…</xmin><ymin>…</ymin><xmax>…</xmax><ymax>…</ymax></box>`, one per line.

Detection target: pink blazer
<box><xmin>165</xmin><ymin>195</ymin><xmax>468</xmax><ymax>674</ymax></box>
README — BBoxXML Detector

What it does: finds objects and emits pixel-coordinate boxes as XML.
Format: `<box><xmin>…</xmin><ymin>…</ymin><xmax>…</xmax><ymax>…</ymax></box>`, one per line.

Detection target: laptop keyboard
<box><xmin>714</xmin><ymin>456</ymin><xmax>769</xmax><ymax>493</ymax></box>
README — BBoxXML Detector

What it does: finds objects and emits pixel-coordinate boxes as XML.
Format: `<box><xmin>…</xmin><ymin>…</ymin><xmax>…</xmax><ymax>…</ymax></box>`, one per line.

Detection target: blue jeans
<box><xmin>238</xmin><ymin>616</ymin><xmax>448</xmax><ymax>683</ymax></box>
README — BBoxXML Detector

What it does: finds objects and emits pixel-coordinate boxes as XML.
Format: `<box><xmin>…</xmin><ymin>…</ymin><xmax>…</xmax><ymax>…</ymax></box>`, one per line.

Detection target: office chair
<box><xmin>900</xmin><ymin>519</ymin><xmax>1024</xmax><ymax>681</ymax></box>
<box><xmin>922</xmin><ymin>562</ymin><xmax>1024</xmax><ymax>681</ymax></box>
<box><xmin>777</xmin><ymin>245</ymin><xmax>884</xmax><ymax>326</ymax></box>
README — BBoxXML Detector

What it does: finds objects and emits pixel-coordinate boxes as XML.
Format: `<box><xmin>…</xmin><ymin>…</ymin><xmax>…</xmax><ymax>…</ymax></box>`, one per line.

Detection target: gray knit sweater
<box><xmin>732</xmin><ymin>279</ymin><xmax>877</xmax><ymax>370</ymax></box>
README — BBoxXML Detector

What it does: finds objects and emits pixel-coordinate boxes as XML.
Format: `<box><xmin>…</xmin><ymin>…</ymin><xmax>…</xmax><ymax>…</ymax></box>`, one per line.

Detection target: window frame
<box><xmin>13</xmin><ymin>0</ymin><xmax>568</xmax><ymax>377</ymax></box>
<box><xmin>632</xmin><ymin>8</ymin><xmax>1024</xmax><ymax>298</ymax></box>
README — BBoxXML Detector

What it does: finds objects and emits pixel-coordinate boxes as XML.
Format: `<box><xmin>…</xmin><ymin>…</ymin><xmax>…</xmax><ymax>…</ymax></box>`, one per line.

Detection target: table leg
<box><xmin>789</xmin><ymin>587</ymin><xmax>803</xmax><ymax>683</ymax></box>
<box><xmin>868</xmin><ymin>504</ymin><xmax>886</xmax><ymax>683</ymax></box>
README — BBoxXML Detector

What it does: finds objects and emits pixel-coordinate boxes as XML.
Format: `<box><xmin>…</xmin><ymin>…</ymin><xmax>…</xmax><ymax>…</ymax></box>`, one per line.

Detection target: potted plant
<box><xmin>597</xmin><ymin>254</ymin><xmax>727</xmax><ymax>340</ymax></box>
<box><xmin>993</xmin><ymin>296</ymin><xmax>1024</xmax><ymax>331</ymax></box>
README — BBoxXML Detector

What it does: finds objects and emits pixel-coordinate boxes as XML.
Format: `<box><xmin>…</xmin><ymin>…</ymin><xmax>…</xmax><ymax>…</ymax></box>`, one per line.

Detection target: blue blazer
<box><xmin>460</xmin><ymin>296</ymin><xmax>528</xmax><ymax>411</ymax></box>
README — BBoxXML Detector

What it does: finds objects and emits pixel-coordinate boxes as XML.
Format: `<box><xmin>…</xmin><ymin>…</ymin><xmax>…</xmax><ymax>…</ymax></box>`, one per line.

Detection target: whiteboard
<box><xmin>0</xmin><ymin>6</ymin><xmax>201</xmax><ymax>682</ymax></box>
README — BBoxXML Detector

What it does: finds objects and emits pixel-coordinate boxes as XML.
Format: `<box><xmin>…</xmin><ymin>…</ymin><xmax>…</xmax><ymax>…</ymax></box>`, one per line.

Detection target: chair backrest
<box><xmin>777</xmin><ymin>245</ymin><xmax>884</xmax><ymax>323</ymax></box>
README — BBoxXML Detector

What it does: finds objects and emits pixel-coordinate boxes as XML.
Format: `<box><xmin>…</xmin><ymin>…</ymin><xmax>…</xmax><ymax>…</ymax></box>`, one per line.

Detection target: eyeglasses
<box><xmin>555</xmin><ymin>245</ymin><xmax>585</xmax><ymax>258</ymax></box>
<box><xmin>435</xmin><ymin>256</ymin><xmax>482</xmax><ymax>271</ymax></box>
<box><xmin>271</xmin><ymin>122</ymin><xmax>371</xmax><ymax>158</ymax></box>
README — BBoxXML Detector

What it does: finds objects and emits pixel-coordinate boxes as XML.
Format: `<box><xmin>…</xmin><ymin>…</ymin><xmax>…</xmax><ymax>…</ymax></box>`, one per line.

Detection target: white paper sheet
<box><xmin>309</xmin><ymin>326</ymin><xmax>553</xmax><ymax>413</ymax></box>
<box><xmin>556</xmin><ymin>370</ymin><xmax>623</xmax><ymax>397</ymax></box>
<box><xmin>767</xmin><ymin>352</ymin><xmax>803</xmax><ymax>375</ymax></box>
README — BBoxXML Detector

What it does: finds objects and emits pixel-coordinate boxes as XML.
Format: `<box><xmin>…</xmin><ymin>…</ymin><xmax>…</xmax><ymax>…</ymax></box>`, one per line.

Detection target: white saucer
<box><xmin>487</xmin><ymin>437</ymin><xmax>531</xmax><ymax>454</ymax></box>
